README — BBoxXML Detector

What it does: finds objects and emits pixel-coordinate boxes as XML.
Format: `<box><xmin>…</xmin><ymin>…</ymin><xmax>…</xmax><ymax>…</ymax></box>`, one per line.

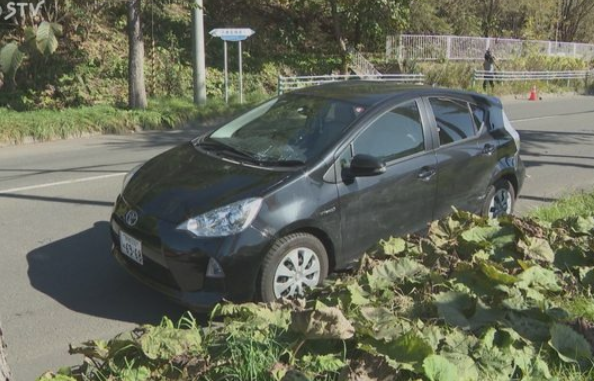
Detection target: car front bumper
<box><xmin>110</xmin><ymin>196</ymin><xmax>273</xmax><ymax>310</ymax></box>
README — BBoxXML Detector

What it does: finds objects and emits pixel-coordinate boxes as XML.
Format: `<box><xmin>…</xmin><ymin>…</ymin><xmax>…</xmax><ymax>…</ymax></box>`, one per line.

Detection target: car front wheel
<box><xmin>483</xmin><ymin>179</ymin><xmax>515</xmax><ymax>218</ymax></box>
<box><xmin>258</xmin><ymin>233</ymin><xmax>329</xmax><ymax>303</ymax></box>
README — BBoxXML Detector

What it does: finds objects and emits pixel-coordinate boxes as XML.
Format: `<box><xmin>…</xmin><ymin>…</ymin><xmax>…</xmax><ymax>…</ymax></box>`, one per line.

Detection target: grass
<box><xmin>532</xmin><ymin>189</ymin><xmax>594</xmax><ymax>381</ymax></box>
<box><xmin>559</xmin><ymin>295</ymin><xmax>594</xmax><ymax>322</ymax></box>
<box><xmin>0</xmin><ymin>94</ymin><xmax>269</xmax><ymax>144</ymax></box>
<box><xmin>529</xmin><ymin>190</ymin><xmax>594</xmax><ymax>222</ymax></box>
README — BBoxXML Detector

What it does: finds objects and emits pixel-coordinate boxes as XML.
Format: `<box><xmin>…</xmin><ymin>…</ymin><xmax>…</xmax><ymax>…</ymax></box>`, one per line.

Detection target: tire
<box><xmin>258</xmin><ymin>233</ymin><xmax>329</xmax><ymax>303</ymax></box>
<box><xmin>482</xmin><ymin>179</ymin><xmax>515</xmax><ymax>218</ymax></box>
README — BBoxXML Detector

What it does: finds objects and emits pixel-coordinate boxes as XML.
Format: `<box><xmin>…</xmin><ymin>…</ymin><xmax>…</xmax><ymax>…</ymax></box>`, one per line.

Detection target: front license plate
<box><xmin>120</xmin><ymin>231</ymin><xmax>143</xmax><ymax>265</ymax></box>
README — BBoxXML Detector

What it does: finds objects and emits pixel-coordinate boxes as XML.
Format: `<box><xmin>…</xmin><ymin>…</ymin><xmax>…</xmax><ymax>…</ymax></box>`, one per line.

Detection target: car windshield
<box><xmin>202</xmin><ymin>94</ymin><xmax>364</xmax><ymax>165</ymax></box>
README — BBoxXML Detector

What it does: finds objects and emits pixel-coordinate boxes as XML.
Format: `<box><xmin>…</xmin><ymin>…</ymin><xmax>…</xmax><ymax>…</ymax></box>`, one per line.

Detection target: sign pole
<box><xmin>224</xmin><ymin>40</ymin><xmax>228</xmax><ymax>104</ymax></box>
<box><xmin>239</xmin><ymin>40</ymin><xmax>243</xmax><ymax>104</ymax></box>
<box><xmin>209</xmin><ymin>28</ymin><xmax>254</xmax><ymax>104</ymax></box>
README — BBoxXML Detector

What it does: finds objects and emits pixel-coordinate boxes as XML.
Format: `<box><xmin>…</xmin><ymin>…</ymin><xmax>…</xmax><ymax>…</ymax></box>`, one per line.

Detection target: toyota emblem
<box><xmin>125</xmin><ymin>210</ymin><xmax>139</xmax><ymax>227</ymax></box>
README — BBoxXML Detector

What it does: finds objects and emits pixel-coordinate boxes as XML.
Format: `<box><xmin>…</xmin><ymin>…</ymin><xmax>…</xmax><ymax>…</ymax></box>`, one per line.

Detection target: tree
<box><xmin>0</xmin><ymin>320</ymin><xmax>10</xmax><ymax>381</ymax></box>
<box><xmin>558</xmin><ymin>0</ymin><xmax>594</xmax><ymax>42</ymax></box>
<box><xmin>127</xmin><ymin>0</ymin><xmax>147</xmax><ymax>109</ymax></box>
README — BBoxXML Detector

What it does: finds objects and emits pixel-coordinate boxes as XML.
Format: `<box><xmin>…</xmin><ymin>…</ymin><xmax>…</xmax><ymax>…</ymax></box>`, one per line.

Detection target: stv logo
<box><xmin>0</xmin><ymin>1</ymin><xmax>46</xmax><ymax>21</ymax></box>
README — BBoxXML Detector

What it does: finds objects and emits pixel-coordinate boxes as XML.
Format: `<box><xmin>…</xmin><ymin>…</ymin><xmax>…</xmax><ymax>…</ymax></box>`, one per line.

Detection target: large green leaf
<box><xmin>517</xmin><ymin>237</ymin><xmax>554</xmax><ymax>263</ymax></box>
<box><xmin>516</xmin><ymin>266</ymin><xmax>561</xmax><ymax>293</ymax></box>
<box><xmin>554</xmin><ymin>247</ymin><xmax>591</xmax><ymax>269</ymax></box>
<box><xmin>0</xmin><ymin>42</ymin><xmax>25</xmax><ymax>76</ymax></box>
<box><xmin>578</xmin><ymin>266</ymin><xmax>594</xmax><ymax>286</ymax></box>
<box><xmin>36</xmin><ymin>21</ymin><xmax>63</xmax><ymax>55</ymax></box>
<box><xmin>300</xmin><ymin>354</ymin><xmax>345</xmax><ymax>373</ymax></box>
<box><xmin>380</xmin><ymin>237</ymin><xmax>407</xmax><ymax>255</ymax></box>
<box><xmin>505</xmin><ymin>312</ymin><xmax>551</xmax><ymax>343</ymax></box>
<box><xmin>346</xmin><ymin>282</ymin><xmax>371</xmax><ymax>306</ymax></box>
<box><xmin>433</xmin><ymin>291</ymin><xmax>474</xmax><ymax>329</ymax></box>
<box><xmin>568</xmin><ymin>216</ymin><xmax>594</xmax><ymax>235</ymax></box>
<box><xmin>139</xmin><ymin>320</ymin><xmax>202</xmax><ymax>360</ymax></box>
<box><xmin>478</xmin><ymin>261</ymin><xmax>517</xmax><ymax>285</ymax></box>
<box><xmin>214</xmin><ymin>302</ymin><xmax>290</xmax><ymax>330</ymax></box>
<box><xmin>423</xmin><ymin>355</ymin><xmax>458</xmax><ymax>381</ymax></box>
<box><xmin>548</xmin><ymin>323</ymin><xmax>592</xmax><ymax>365</ymax></box>
<box><xmin>68</xmin><ymin>339</ymin><xmax>110</xmax><ymax>360</ymax></box>
<box><xmin>370</xmin><ymin>257</ymin><xmax>429</xmax><ymax>286</ymax></box>
<box><xmin>118</xmin><ymin>365</ymin><xmax>151</xmax><ymax>381</ymax></box>
<box><xmin>381</xmin><ymin>332</ymin><xmax>434</xmax><ymax>371</ymax></box>
<box><xmin>461</xmin><ymin>226</ymin><xmax>500</xmax><ymax>243</ymax></box>
<box><xmin>473</xmin><ymin>329</ymin><xmax>515</xmax><ymax>380</ymax></box>
<box><xmin>441</xmin><ymin>353</ymin><xmax>479</xmax><ymax>381</ymax></box>
<box><xmin>359</xmin><ymin>306</ymin><xmax>411</xmax><ymax>340</ymax></box>
<box><xmin>290</xmin><ymin>304</ymin><xmax>355</xmax><ymax>340</ymax></box>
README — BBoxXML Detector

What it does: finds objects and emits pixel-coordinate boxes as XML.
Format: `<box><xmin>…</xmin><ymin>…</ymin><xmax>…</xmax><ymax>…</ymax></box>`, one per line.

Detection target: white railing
<box><xmin>349</xmin><ymin>50</ymin><xmax>382</xmax><ymax>76</ymax></box>
<box><xmin>278</xmin><ymin>74</ymin><xmax>425</xmax><ymax>95</ymax></box>
<box><xmin>474</xmin><ymin>70</ymin><xmax>590</xmax><ymax>81</ymax></box>
<box><xmin>387</xmin><ymin>35</ymin><xmax>594</xmax><ymax>61</ymax></box>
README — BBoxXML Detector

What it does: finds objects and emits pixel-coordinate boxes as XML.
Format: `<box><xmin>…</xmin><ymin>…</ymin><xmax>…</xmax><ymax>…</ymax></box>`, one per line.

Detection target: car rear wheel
<box><xmin>483</xmin><ymin>179</ymin><xmax>515</xmax><ymax>218</ymax></box>
<box><xmin>259</xmin><ymin>233</ymin><xmax>329</xmax><ymax>303</ymax></box>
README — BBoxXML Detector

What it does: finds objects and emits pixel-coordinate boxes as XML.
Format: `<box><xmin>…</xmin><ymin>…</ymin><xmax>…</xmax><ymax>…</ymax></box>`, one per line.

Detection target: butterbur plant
<box><xmin>39</xmin><ymin>211</ymin><xmax>594</xmax><ymax>381</ymax></box>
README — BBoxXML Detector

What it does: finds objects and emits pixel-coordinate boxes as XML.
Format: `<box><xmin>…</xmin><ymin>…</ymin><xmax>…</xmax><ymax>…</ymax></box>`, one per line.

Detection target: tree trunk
<box><xmin>329</xmin><ymin>0</ymin><xmax>350</xmax><ymax>74</ymax></box>
<box><xmin>127</xmin><ymin>0</ymin><xmax>147</xmax><ymax>109</ymax></box>
<box><xmin>0</xmin><ymin>320</ymin><xmax>10</xmax><ymax>381</ymax></box>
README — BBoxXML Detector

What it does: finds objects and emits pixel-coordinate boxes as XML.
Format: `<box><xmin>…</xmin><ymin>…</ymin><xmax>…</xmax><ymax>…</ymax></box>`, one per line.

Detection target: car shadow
<box><xmin>26</xmin><ymin>221</ymin><xmax>206</xmax><ymax>325</ymax></box>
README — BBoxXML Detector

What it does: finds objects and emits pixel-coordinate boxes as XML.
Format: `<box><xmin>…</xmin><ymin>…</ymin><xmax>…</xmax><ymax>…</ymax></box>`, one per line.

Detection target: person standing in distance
<box><xmin>483</xmin><ymin>49</ymin><xmax>496</xmax><ymax>91</ymax></box>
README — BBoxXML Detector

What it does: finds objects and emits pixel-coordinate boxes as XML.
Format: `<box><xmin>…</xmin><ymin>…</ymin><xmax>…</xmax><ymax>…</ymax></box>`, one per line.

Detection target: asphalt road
<box><xmin>0</xmin><ymin>95</ymin><xmax>593</xmax><ymax>380</ymax></box>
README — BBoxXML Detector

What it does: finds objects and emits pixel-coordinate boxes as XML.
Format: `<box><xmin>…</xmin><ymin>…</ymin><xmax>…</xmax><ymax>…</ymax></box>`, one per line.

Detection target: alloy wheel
<box><xmin>488</xmin><ymin>188</ymin><xmax>512</xmax><ymax>218</ymax></box>
<box><xmin>273</xmin><ymin>247</ymin><xmax>321</xmax><ymax>299</ymax></box>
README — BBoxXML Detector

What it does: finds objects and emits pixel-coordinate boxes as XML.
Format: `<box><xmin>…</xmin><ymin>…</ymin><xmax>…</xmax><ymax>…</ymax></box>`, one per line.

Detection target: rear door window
<box><xmin>429</xmin><ymin>98</ymin><xmax>477</xmax><ymax>145</ymax></box>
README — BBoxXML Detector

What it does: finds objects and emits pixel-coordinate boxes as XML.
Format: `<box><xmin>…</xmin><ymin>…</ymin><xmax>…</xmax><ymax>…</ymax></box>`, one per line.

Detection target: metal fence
<box><xmin>473</xmin><ymin>70</ymin><xmax>592</xmax><ymax>87</ymax></box>
<box><xmin>387</xmin><ymin>35</ymin><xmax>594</xmax><ymax>61</ymax></box>
<box><xmin>277</xmin><ymin>74</ymin><xmax>425</xmax><ymax>95</ymax></box>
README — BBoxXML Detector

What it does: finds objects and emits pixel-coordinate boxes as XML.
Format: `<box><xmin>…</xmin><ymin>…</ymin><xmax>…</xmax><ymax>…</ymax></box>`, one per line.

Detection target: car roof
<box><xmin>290</xmin><ymin>80</ymin><xmax>499</xmax><ymax>108</ymax></box>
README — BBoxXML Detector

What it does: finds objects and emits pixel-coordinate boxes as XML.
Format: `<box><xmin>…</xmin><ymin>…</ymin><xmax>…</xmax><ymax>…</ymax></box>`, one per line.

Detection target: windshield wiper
<box><xmin>198</xmin><ymin>139</ymin><xmax>305</xmax><ymax>168</ymax></box>
<box><xmin>198</xmin><ymin>139</ymin><xmax>259</xmax><ymax>163</ymax></box>
<box><xmin>258</xmin><ymin>159</ymin><xmax>305</xmax><ymax>167</ymax></box>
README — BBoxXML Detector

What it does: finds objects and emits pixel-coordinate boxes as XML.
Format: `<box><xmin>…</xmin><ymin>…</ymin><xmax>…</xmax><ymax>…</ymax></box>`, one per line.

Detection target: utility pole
<box><xmin>192</xmin><ymin>0</ymin><xmax>207</xmax><ymax>105</ymax></box>
<box><xmin>0</xmin><ymin>320</ymin><xmax>10</xmax><ymax>381</ymax></box>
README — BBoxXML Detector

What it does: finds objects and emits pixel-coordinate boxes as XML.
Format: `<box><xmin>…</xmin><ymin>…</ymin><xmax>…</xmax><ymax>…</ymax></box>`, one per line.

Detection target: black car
<box><xmin>110</xmin><ymin>81</ymin><xmax>525</xmax><ymax>309</ymax></box>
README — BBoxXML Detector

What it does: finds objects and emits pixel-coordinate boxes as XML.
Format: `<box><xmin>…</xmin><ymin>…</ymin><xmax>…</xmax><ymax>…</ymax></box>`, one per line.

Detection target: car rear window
<box><xmin>471</xmin><ymin>105</ymin><xmax>486</xmax><ymax>131</ymax></box>
<box><xmin>429</xmin><ymin>98</ymin><xmax>476</xmax><ymax>145</ymax></box>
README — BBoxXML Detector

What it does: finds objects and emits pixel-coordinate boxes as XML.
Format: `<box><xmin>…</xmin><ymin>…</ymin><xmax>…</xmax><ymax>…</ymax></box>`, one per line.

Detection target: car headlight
<box><xmin>177</xmin><ymin>198</ymin><xmax>263</xmax><ymax>237</ymax></box>
<box><xmin>122</xmin><ymin>164</ymin><xmax>143</xmax><ymax>192</ymax></box>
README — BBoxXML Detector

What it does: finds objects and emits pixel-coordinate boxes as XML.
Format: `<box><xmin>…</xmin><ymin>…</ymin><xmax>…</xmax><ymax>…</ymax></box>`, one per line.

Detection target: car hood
<box><xmin>123</xmin><ymin>142</ymin><xmax>294</xmax><ymax>223</ymax></box>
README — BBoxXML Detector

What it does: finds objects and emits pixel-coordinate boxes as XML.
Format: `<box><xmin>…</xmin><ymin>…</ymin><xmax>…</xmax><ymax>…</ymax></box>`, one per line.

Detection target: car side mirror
<box><xmin>349</xmin><ymin>154</ymin><xmax>386</xmax><ymax>177</ymax></box>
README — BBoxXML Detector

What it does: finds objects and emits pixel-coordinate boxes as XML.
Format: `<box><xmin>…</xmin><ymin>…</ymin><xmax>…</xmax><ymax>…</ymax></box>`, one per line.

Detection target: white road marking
<box><xmin>0</xmin><ymin>173</ymin><xmax>126</xmax><ymax>194</ymax></box>
<box><xmin>511</xmin><ymin>116</ymin><xmax>557</xmax><ymax>123</ymax></box>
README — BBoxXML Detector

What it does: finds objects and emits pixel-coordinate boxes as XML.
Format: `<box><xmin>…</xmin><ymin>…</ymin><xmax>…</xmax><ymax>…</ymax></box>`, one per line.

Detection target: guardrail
<box><xmin>473</xmin><ymin>70</ymin><xmax>591</xmax><ymax>86</ymax></box>
<box><xmin>278</xmin><ymin>74</ymin><xmax>425</xmax><ymax>95</ymax></box>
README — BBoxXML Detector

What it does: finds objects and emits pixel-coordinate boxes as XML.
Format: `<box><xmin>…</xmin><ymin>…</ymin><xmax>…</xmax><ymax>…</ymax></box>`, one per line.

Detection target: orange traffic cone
<box><xmin>528</xmin><ymin>86</ymin><xmax>538</xmax><ymax>101</ymax></box>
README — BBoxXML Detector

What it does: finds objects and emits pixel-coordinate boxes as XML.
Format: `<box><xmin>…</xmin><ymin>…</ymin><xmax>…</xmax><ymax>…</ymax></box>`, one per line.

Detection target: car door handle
<box><xmin>418</xmin><ymin>167</ymin><xmax>436</xmax><ymax>181</ymax></box>
<box><xmin>482</xmin><ymin>144</ymin><xmax>496</xmax><ymax>156</ymax></box>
